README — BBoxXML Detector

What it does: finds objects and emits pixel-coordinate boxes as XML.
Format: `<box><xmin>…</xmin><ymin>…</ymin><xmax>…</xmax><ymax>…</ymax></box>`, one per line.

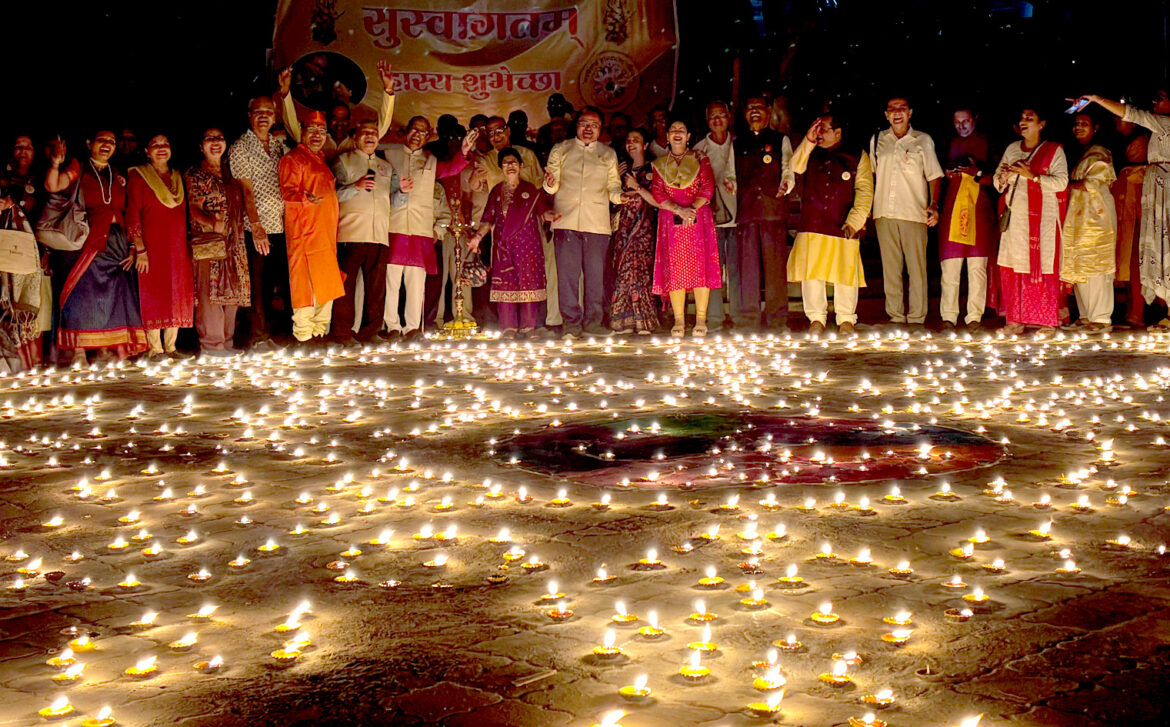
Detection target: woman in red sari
<box><xmin>127</xmin><ymin>134</ymin><xmax>194</xmax><ymax>361</ymax></box>
<box><xmin>45</xmin><ymin>129</ymin><xmax>147</xmax><ymax>364</ymax></box>
<box><xmin>468</xmin><ymin>148</ymin><xmax>553</xmax><ymax>339</ymax></box>
<box><xmin>651</xmin><ymin>118</ymin><xmax>722</xmax><ymax>338</ymax></box>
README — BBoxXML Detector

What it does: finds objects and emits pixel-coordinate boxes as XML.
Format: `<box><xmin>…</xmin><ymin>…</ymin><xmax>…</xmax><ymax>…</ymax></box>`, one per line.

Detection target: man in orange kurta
<box><xmin>279</xmin><ymin>111</ymin><xmax>345</xmax><ymax>343</ymax></box>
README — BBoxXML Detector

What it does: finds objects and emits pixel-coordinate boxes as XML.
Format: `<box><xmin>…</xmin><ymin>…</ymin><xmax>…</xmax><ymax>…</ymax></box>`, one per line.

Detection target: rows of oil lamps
<box><xmin>3</xmin><ymin>331</ymin><xmax>1170</xmax><ymax>726</ymax></box>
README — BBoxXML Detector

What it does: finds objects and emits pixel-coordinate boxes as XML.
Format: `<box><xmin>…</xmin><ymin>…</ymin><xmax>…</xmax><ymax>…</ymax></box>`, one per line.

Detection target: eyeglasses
<box><xmin>203</xmin><ymin>136</ymin><xmax>226</xmax><ymax>142</ymax></box>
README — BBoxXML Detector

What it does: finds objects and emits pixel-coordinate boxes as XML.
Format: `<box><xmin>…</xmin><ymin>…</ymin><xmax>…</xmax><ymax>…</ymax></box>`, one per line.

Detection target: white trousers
<box><xmin>801</xmin><ymin>280</ymin><xmax>858</xmax><ymax>325</ymax></box>
<box><xmin>939</xmin><ymin>257</ymin><xmax>988</xmax><ymax>325</ymax></box>
<box><xmin>543</xmin><ymin>236</ymin><xmax>561</xmax><ymax>326</ymax></box>
<box><xmin>1074</xmin><ymin>273</ymin><xmax>1115</xmax><ymax>324</ymax></box>
<box><xmin>385</xmin><ymin>264</ymin><xmax>426</xmax><ymax>333</ymax></box>
<box><xmin>292</xmin><ymin>301</ymin><xmax>333</xmax><ymax>341</ymax></box>
<box><xmin>435</xmin><ymin>235</ymin><xmax>473</xmax><ymax>325</ymax></box>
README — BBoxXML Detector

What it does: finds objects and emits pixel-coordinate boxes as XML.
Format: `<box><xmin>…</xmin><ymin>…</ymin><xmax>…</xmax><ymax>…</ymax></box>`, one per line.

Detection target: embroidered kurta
<box><xmin>1061</xmin><ymin>144</ymin><xmax>1117</xmax><ymax>284</ymax></box>
<box><xmin>184</xmin><ymin>163</ymin><xmax>251</xmax><ymax>307</ymax></box>
<box><xmin>609</xmin><ymin>162</ymin><xmax>658</xmax><ymax>332</ymax></box>
<box><xmin>279</xmin><ymin>145</ymin><xmax>344</xmax><ymax>309</ymax></box>
<box><xmin>127</xmin><ymin>166</ymin><xmax>194</xmax><ymax>329</ymax></box>
<box><xmin>480</xmin><ymin>180</ymin><xmax>548</xmax><ymax>303</ymax></box>
<box><xmin>786</xmin><ymin>139</ymin><xmax>873</xmax><ymax>287</ymax></box>
<box><xmin>1121</xmin><ymin>105</ymin><xmax>1170</xmax><ymax>302</ymax></box>
<box><xmin>651</xmin><ymin>153</ymin><xmax>721</xmax><ymax>294</ymax></box>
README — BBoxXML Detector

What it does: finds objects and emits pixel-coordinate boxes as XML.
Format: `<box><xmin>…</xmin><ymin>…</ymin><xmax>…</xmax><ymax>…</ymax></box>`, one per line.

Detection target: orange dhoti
<box><xmin>279</xmin><ymin>145</ymin><xmax>345</xmax><ymax>340</ymax></box>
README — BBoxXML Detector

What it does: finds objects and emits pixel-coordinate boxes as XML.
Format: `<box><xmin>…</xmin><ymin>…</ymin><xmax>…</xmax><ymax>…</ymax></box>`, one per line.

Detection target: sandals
<box><xmin>670</xmin><ymin>319</ymin><xmax>685</xmax><ymax>338</ymax></box>
<box><xmin>1148</xmin><ymin>318</ymin><xmax>1170</xmax><ymax>332</ymax></box>
<box><xmin>692</xmin><ymin>316</ymin><xmax>707</xmax><ymax>339</ymax></box>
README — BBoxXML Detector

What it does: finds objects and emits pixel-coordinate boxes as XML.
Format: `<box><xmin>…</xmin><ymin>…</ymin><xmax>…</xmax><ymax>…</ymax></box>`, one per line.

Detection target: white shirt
<box><xmin>994</xmin><ymin>140</ymin><xmax>1068</xmax><ymax>274</ymax></box>
<box><xmin>543</xmin><ymin>137</ymin><xmax>623</xmax><ymax>235</ymax></box>
<box><xmin>694</xmin><ymin>133</ymin><xmax>737</xmax><ymax>227</ymax></box>
<box><xmin>870</xmin><ymin>126</ymin><xmax>943</xmax><ymax>224</ymax></box>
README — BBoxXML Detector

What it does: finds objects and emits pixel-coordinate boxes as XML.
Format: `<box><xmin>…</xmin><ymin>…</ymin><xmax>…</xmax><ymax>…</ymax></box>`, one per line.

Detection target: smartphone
<box><xmin>1065</xmin><ymin>98</ymin><xmax>1090</xmax><ymax>115</ymax></box>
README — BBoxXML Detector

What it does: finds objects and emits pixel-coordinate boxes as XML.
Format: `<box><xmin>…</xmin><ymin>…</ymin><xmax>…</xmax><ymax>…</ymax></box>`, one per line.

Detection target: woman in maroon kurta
<box><xmin>126</xmin><ymin>134</ymin><xmax>194</xmax><ymax>360</ymax></box>
<box><xmin>469</xmin><ymin>148</ymin><xmax>551</xmax><ymax>338</ymax></box>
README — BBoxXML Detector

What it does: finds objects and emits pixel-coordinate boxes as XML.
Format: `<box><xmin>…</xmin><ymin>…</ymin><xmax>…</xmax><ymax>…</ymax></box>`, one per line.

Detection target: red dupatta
<box><xmin>1023</xmin><ymin>141</ymin><xmax>1067</xmax><ymax>283</ymax></box>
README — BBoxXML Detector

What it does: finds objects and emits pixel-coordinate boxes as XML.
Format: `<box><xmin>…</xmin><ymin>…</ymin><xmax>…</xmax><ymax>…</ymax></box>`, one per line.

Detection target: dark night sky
<box><xmin>2</xmin><ymin>0</ymin><xmax>1167</xmax><ymax>161</ymax></box>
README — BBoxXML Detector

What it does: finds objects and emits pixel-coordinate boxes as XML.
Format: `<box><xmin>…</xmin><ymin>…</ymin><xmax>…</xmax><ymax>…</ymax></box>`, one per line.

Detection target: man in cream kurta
<box><xmin>382</xmin><ymin>117</ymin><xmax>473</xmax><ymax>339</ymax></box>
<box><xmin>694</xmin><ymin>101</ymin><xmax>737</xmax><ymax>332</ymax></box>
<box><xmin>329</xmin><ymin>121</ymin><xmax>408</xmax><ymax>344</ymax></box>
<box><xmin>543</xmin><ymin>107</ymin><xmax>624</xmax><ymax>338</ymax></box>
<box><xmin>870</xmin><ymin>97</ymin><xmax>943</xmax><ymax>326</ymax></box>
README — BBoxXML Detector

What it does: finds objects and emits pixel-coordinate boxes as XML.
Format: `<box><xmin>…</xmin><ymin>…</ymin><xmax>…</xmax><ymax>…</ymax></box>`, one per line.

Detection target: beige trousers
<box><xmin>875</xmin><ymin>218</ymin><xmax>928</xmax><ymax>324</ymax></box>
<box><xmin>146</xmin><ymin>328</ymin><xmax>179</xmax><ymax>354</ymax></box>
<box><xmin>1073</xmin><ymin>273</ymin><xmax>1115</xmax><ymax>324</ymax></box>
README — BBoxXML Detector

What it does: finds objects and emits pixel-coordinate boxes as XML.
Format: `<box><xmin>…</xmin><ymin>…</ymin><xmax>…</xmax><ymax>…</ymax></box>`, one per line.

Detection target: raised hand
<box><xmin>278</xmin><ymin>67</ymin><xmax>292</xmax><ymax>97</ymax></box>
<box><xmin>50</xmin><ymin>138</ymin><xmax>66</xmax><ymax>166</ymax></box>
<box><xmin>461</xmin><ymin>128</ymin><xmax>479</xmax><ymax>156</ymax></box>
<box><xmin>377</xmin><ymin>60</ymin><xmax>394</xmax><ymax>93</ymax></box>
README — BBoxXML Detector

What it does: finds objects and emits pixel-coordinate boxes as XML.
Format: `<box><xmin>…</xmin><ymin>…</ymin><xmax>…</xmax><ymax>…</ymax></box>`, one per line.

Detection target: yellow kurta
<box><xmin>786</xmin><ymin>141</ymin><xmax>874</xmax><ymax>287</ymax></box>
<box><xmin>1061</xmin><ymin>144</ymin><xmax>1117</xmax><ymax>284</ymax></box>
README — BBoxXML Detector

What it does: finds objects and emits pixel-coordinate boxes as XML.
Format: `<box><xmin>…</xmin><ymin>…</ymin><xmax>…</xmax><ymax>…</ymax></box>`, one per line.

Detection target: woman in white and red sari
<box><xmin>993</xmin><ymin>107</ymin><xmax>1068</xmax><ymax>337</ymax></box>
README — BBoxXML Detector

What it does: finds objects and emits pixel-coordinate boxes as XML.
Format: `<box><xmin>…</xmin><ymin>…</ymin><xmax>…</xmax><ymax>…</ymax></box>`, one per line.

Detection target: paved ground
<box><xmin>1</xmin><ymin>328</ymin><xmax>1169</xmax><ymax>727</ymax></box>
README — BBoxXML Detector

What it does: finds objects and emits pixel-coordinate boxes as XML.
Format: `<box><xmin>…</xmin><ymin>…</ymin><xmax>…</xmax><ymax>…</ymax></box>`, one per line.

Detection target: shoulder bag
<box><xmin>36</xmin><ymin>179</ymin><xmax>89</xmax><ymax>251</ymax></box>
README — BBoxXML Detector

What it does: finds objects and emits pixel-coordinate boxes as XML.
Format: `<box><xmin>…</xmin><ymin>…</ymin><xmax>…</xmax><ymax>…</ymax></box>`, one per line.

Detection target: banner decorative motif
<box><xmin>274</xmin><ymin>0</ymin><xmax>677</xmax><ymax>131</ymax></box>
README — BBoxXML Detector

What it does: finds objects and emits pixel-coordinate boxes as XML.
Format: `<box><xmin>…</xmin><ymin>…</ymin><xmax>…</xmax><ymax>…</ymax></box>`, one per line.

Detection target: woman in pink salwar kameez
<box><xmin>649</xmin><ymin>119</ymin><xmax>722</xmax><ymax>338</ymax></box>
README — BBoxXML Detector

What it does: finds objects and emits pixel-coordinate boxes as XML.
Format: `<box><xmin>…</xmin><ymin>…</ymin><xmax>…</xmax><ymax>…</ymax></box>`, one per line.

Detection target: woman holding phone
<box><xmin>649</xmin><ymin>117</ymin><xmax>721</xmax><ymax>338</ymax></box>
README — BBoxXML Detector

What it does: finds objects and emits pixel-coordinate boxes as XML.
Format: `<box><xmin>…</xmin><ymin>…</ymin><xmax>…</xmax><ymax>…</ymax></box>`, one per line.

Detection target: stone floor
<box><xmin>1</xmin><ymin>327</ymin><xmax>1169</xmax><ymax>727</ymax></box>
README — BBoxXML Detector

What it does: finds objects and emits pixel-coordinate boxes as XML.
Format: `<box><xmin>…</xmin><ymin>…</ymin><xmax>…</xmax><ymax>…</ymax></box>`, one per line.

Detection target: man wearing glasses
<box><xmin>543</xmin><ymin>106</ymin><xmax>623</xmax><ymax>338</ymax></box>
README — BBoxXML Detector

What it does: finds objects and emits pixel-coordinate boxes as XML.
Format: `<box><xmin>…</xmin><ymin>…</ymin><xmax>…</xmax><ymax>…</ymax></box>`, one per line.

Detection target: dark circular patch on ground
<box><xmin>497</xmin><ymin>412</ymin><xmax>1005</xmax><ymax>488</ymax></box>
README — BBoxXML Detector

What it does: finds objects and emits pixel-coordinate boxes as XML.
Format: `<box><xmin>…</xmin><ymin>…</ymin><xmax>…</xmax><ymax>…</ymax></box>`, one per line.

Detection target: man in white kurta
<box><xmin>870</xmin><ymin>97</ymin><xmax>943</xmax><ymax>326</ymax></box>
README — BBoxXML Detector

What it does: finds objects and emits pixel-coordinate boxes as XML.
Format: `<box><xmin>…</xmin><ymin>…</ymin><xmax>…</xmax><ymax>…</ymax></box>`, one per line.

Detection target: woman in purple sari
<box><xmin>45</xmin><ymin>129</ymin><xmax>148</xmax><ymax>364</ymax></box>
<box><xmin>469</xmin><ymin>148</ymin><xmax>555</xmax><ymax>339</ymax></box>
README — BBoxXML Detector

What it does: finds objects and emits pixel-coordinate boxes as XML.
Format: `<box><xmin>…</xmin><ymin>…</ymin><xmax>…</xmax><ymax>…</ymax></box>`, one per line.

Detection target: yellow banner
<box><xmin>273</xmin><ymin>0</ymin><xmax>678</xmax><ymax>129</ymax></box>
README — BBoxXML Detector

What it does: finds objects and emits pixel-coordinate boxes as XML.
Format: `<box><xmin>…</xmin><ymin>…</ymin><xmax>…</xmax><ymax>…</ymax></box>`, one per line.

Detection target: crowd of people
<box><xmin>1</xmin><ymin>58</ymin><xmax>1168</xmax><ymax>372</ymax></box>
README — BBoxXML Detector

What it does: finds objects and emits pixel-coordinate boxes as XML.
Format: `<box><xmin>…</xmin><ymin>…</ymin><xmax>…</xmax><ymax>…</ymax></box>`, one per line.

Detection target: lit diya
<box><xmin>679</xmin><ymin>650</ymin><xmax>709</xmax><ymax>680</ymax></box>
<box><xmin>747</xmin><ymin>690</ymin><xmax>785</xmax><ymax>717</ymax></box>
<box><xmin>81</xmin><ymin>706</ymin><xmax>117</xmax><ymax>727</ymax></box>
<box><xmin>124</xmin><ymin>655</ymin><xmax>158</xmax><ymax>677</ymax></box>
<box><xmin>753</xmin><ymin>665</ymin><xmax>786</xmax><ymax>690</ymax></box>
<box><xmin>38</xmin><ymin>697</ymin><xmax>74</xmax><ymax>719</ymax></box>
<box><xmin>592</xmin><ymin>629</ymin><xmax>624</xmax><ymax>658</ymax></box>
<box><xmin>637</xmin><ymin>610</ymin><xmax>665</xmax><ymax>638</ymax></box>
<box><xmin>687</xmin><ymin>623</ymin><xmax>718</xmax><ymax>652</ymax></box>
<box><xmin>619</xmin><ymin>674</ymin><xmax>651</xmax><ymax>700</ymax></box>
<box><xmin>810</xmin><ymin>601</ymin><xmax>840</xmax><ymax>624</ymax></box>
<box><xmin>849</xmin><ymin>713</ymin><xmax>887</xmax><ymax>727</ymax></box>
<box><xmin>774</xmin><ymin>633</ymin><xmax>803</xmax><ymax>652</ymax></box>
<box><xmin>688</xmin><ymin>599</ymin><xmax>718</xmax><ymax>622</ymax></box>
<box><xmin>697</xmin><ymin>566</ymin><xmax>724</xmax><ymax>587</ymax></box>
<box><xmin>818</xmin><ymin>659</ymin><xmax>852</xmax><ymax>686</ymax></box>
<box><xmin>611</xmin><ymin>600</ymin><xmax>638</xmax><ymax>623</ymax></box>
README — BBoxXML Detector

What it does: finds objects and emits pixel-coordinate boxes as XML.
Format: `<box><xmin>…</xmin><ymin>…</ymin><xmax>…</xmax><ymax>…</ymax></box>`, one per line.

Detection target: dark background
<box><xmin>1</xmin><ymin>0</ymin><xmax>1167</xmax><ymax>163</ymax></box>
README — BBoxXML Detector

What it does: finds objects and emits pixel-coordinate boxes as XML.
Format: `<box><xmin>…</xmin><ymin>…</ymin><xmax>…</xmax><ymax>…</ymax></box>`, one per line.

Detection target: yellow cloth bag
<box><xmin>947</xmin><ymin>173</ymin><xmax>980</xmax><ymax>246</ymax></box>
